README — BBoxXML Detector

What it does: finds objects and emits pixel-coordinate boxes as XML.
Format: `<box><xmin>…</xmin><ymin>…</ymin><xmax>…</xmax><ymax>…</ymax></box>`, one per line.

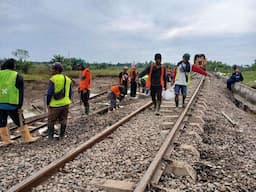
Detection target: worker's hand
<box><xmin>18</xmin><ymin>108</ymin><xmax>23</xmax><ymax>113</ymax></box>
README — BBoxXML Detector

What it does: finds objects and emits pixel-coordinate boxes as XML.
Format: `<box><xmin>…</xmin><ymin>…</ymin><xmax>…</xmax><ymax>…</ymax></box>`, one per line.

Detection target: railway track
<box><xmin>5</xmin><ymin>76</ymin><xmax>207</xmax><ymax>192</ymax></box>
<box><xmin>6</xmin><ymin>90</ymin><xmax>109</xmax><ymax>141</ymax></box>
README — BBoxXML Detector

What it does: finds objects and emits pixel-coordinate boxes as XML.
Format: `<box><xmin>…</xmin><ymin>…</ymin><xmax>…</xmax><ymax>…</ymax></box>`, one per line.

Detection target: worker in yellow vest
<box><xmin>46</xmin><ymin>62</ymin><xmax>72</xmax><ymax>140</ymax></box>
<box><xmin>0</xmin><ymin>59</ymin><xmax>39</xmax><ymax>145</ymax></box>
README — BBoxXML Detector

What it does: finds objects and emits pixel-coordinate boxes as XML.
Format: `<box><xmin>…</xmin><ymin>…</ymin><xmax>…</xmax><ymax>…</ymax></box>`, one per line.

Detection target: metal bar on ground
<box><xmin>221</xmin><ymin>111</ymin><xmax>237</xmax><ymax>126</ymax></box>
<box><xmin>7</xmin><ymin>101</ymin><xmax>152</xmax><ymax>192</ymax></box>
<box><xmin>134</xmin><ymin>77</ymin><xmax>205</xmax><ymax>192</ymax></box>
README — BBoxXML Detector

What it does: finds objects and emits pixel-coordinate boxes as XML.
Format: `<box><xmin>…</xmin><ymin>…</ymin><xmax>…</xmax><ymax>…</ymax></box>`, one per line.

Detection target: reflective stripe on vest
<box><xmin>49</xmin><ymin>74</ymin><xmax>71</xmax><ymax>107</ymax></box>
<box><xmin>146</xmin><ymin>64</ymin><xmax>165</xmax><ymax>88</ymax></box>
<box><xmin>0</xmin><ymin>70</ymin><xmax>19</xmax><ymax>105</ymax></box>
<box><xmin>79</xmin><ymin>68</ymin><xmax>91</xmax><ymax>90</ymax></box>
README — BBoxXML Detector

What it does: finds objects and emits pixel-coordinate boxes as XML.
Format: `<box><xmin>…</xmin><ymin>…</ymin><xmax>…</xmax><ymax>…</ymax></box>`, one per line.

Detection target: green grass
<box><xmin>241</xmin><ymin>71</ymin><xmax>256</xmax><ymax>87</ymax></box>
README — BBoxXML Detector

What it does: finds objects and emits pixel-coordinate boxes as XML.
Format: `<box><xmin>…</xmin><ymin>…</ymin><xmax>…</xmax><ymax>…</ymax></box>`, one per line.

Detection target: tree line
<box><xmin>0</xmin><ymin>49</ymin><xmax>255</xmax><ymax>74</ymax></box>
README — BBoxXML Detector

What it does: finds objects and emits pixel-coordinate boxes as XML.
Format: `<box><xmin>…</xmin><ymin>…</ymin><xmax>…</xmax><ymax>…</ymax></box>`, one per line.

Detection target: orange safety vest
<box><xmin>111</xmin><ymin>85</ymin><xmax>120</xmax><ymax>97</ymax></box>
<box><xmin>79</xmin><ymin>68</ymin><xmax>91</xmax><ymax>90</ymax></box>
<box><xmin>129</xmin><ymin>68</ymin><xmax>136</xmax><ymax>81</ymax></box>
<box><xmin>146</xmin><ymin>64</ymin><xmax>165</xmax><ymax>88</ymax></box>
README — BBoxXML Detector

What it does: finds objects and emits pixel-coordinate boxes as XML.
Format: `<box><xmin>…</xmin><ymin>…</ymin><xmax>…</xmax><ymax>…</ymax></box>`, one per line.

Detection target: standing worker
<box><xmin>46</xmin><ymin>62</ymin><xmax>72</xmax><ymax>140</ymax></box>
<box><xmin>139</xmin><ymin>53</ymin><xmax>167</xmax><ymax>115</ymax></box>
<box><xmin>119</xmin><ymin>66</ymin><xmax>129</xmax><ymax>95</ymax></box>
<box><xmin>227</xmin><ymin>65</ymin><xmax>243</xmax><ymax>91</ymax></box>
<box><xmin>78</xmin><ymin>63</ymin><xmax>91</xmax><ymax>116</ymax></box>
<box><xmin>172</xmin><ymin>53</ymin><xmax>208</xmax><ymax>108</ymax></box>
<box><xmin>0</xmin><ymin>59</ymin><xmax>39</xmax><ymax>145</ymax></box>
<box><xmin>129</xmin><ymin>64</ymin><xmax>137</xmax><ymax>98</ymax></box>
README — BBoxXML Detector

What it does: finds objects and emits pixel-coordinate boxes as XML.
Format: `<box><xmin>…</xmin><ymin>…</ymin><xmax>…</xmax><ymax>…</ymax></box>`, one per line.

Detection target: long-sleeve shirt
<box><xmin>229</xmin><ymin>71</ymin><xmax>243</xmax><ymax>82</ymax></box>
<box><xmin>0</xmin><ymin>74</ymin><xmax>23</xmax><ymax>110</ymax></box>
<box><xmin>46</xmin><ymin>80</ymin><xmax>72</xmax><ymax>105</ymax></box>
<box><xmin>139</xmin><ymin>65</ymin><xmax>167</xmax><ymax>88</ymax></box>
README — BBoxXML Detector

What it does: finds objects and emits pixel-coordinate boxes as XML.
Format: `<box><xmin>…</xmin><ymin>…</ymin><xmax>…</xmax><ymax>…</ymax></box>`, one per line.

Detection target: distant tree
<box><xmin>11</xmin><ymin>49</ymin><xmax>31</xmax><ymax>74</ymax></box>
<box><xmin>51</xmin><ymin>55</ymin><xmax>65</xmax><ymax>63</ymax></box>
<box><xmin>12</xmin><ymin>49</ymin><xmax>29</xmax><ymax>61</ymax></box>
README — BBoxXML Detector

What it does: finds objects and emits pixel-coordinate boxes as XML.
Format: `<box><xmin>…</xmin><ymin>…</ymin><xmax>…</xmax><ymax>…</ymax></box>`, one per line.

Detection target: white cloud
<box><xmin>162</xmin><ymin>0</ymin><xmax>256</xmax><ymax>39</ymax></box>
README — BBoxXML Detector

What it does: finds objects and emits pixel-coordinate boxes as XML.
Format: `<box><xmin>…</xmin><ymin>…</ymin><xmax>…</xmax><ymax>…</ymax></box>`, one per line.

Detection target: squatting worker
<box><xmin>46</xmin><ymin>62</ymin><xmax>72</xmax><ymax>140</ymax></box>
<box><xmin>108</xmin><ymin>85</ymin><xmax>125</xmax><ymax>111</ymax></box>
<box><xmin>0</xmin><ymin>58</ymin><xmax>39</xmax><ymax>145</ymax></box>
<box><xmin>139</xmin><ymin>53</ymin><xmax>167</xmax><ymax>115</ymax></box>
<box><xmin>172</xmin><ymin>53</ymin><xmax>208</xmax><ymax>108</ymax></box>
<box><xmin>78</xmin><ymin>62</ymin><xmax>91</xmax><ymax>116</ymax></box>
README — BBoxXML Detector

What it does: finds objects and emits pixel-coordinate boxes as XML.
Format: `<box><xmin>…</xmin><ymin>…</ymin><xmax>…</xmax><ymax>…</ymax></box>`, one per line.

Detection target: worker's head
<box><xmin>118</xmin><ymin>85</ymin><xmax>125</xmax><ymax>93</ymax></box>
<box><xmin>154</xmin><ymin>53</ymin><xmax>162</xmax><ymax>65</ymax></box>
<box><xmin>79</xmin><ymin>62</ymin><xmax>87</xmax><ymax>70</ymax></box>
<box><xmin>1</xmin><ymin>58</ymin><xmax>16</xmax><ymax>70</ymax></box>
<box><xmin>51</xmin><ymin>62</ymin><xmax>63</xmax><ymax>74</ymax></box>
<box><xmin>123</xmin><ymin>66</ymin><xmax>128</xmax><ymax>71</ymax></box>
<box><xmin>232</xmin><ymin>64</ymin><xmax>237</xmax><ymax>70</ymax></box>
<box><xmin>131</xmin><ymin>64</ymin><xmax>136</xmax><ymax>69</ymax></box>
<box><xmin>183</xmin><ymin>53</ymin><xmax>190</xmax><ymax>63</ymax></box>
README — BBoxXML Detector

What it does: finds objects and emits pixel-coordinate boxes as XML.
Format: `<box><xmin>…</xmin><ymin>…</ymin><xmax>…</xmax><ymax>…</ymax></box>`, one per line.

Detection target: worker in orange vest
<box><xmin>139</xmin><ymin>53</ymin><xmax>167</xmax><ymax>115</ymax></box>
<box><xmin>78</xmin><ymin>63</ymin><xmax>91</xmax><ymax>115</ymax></box>
<box><xmin>129</xmin><ymin>64</ymin><xmax>137</xmax><ymax>98</ymax></box>
<box><xmin>108</xmin><ymin>85</ymin><xmax>125</xmax><ymax>111</ymax></box>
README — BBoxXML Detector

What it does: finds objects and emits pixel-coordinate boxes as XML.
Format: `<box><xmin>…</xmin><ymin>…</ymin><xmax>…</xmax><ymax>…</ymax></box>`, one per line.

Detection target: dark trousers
<box><xmin>130</xmin><ymin>81</ymin><xmax>137</xmax><ymax>97</ymax></box>
<box><xmin>227</xmin><ymin>79</ymin><xmax>236</xmax><ymax>90</ymax></box>
<box><xmin>80</xmin><ymin>89</ymin><xmax>90</xmax><ymax>114</ymax></box>
<box><xmin>150</xmin><ymin>86</ymin><xmax>162</xmax><ymax>103</ymax></box>
<box><xmin>108</xmin><ymin>92</ymin><xmax>117</xmax><ymax>110</ymax></box>
<box><xmin>0</xmin><ymin>109</ymin><xmax>25</xmax><ymax>127</ymax></box>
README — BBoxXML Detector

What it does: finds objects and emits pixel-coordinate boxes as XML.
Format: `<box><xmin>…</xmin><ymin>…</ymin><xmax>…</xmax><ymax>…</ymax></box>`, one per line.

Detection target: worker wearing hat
<box><xmin>46</xmin><ymin>62</ymin><xmax>72</xmax><ymax>140</ymax></box>
<box><xmin>139</xmin><ymin>53</ymin><xmax>167</xmax><ymax>115</ymax></box>
<box><xmin>119</xmin><ymin>66</ymin><xmax>129</xmax><ymax>95</ymax></box>
<box><xmin>172</xmin><ymin>53</ymin><xmax>208</xmax><ymax>108</ymax></box>
<box><xmin>0</xmin><ymin>58</ymin><xmax>39</xmax><ymax>145</ymax></box>
<box><xmin>78</xmin><ymin>62</ymin><xmax>91</xmax><ymax>116</ymax></box>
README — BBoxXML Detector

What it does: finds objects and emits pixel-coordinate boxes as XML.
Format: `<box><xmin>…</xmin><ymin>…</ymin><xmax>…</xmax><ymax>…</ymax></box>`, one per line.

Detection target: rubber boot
<box><xmin>85</xmin><ymin>103</ymin><xmax>89</xmax><ymax>115</ymax></box>
<box><xmin>0</xmin><ymin>127</ymin><xmax>13</xmax><ymax>145</ymax></box>
<box><xmin>152</xmin><ymin>100</ymin><xmax>156</xmax><ymax>111</ymax></box>
<box><xmin>47</xmin><ymin>125</ymin><xmax>54</xmax><ymax>140</ymax></box>
<box><xmin>59</xmin><ymin>124</ymin><xmax>66</xmax><ymax>139</ymax></box>
<box><xmin>182</xmin><ymin>96</ymin><xmax>186</xmax><ymax>108</ymax></box>
<box><xmin>175</xmin><ymin>95</ymin><xmax>179</xmax><ymax>107</ymax></box>
<box><xmin>18</xmin><ymin>125</ymin><xmax>39</xmax><ymax>143</ymax></box>
<box><xmin>155</xmin><ymin>100</ymin><xmax>161</xmax><ymax>115</ymax></box>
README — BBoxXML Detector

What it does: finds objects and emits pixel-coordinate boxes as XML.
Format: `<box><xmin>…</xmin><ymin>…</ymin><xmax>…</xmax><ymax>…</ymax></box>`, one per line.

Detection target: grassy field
<box><xmin>21</xmin><ymin>65</ymin><xmax>256</xmax><ymax>87</ymax></box>
<box><xmin>241</xmin><ymin>71</ymin><xmax>256</xmax><ymax>87</ymax></box>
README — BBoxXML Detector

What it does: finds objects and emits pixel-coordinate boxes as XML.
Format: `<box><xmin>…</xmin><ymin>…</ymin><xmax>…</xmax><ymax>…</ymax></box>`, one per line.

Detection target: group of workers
<box><xmin>1</xmin><ymin>52</ymin><xmax>243</xmax><ymax>145</ymax></box>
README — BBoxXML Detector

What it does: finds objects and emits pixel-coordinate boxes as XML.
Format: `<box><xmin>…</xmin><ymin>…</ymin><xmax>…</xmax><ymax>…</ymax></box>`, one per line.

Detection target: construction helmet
<box><xmin>183</xmin><ymin>53</ymin><xmax>190</xmax><ymax>60</ymax></box>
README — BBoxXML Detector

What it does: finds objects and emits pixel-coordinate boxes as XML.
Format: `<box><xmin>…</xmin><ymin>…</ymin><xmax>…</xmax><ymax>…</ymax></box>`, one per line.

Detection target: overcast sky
<box><xmin>0</xmin><ymin>0</ymin><xmax>255</xmax><ymax>65</ymax></box>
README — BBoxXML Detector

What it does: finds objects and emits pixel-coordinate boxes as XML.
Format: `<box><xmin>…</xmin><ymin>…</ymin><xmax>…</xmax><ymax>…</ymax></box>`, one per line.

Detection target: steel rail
<box><xmin>7</xmin><ymin>101</ymin><xmax>152</xmax><ymax>192</ymax></box>
<box><xmin>134</xmin><ymin>77</ymin><xmax>205</xmax><ymax>192</ymax></box>
<box><xmin>9</xmin><ymin>90</ymin><xmax>108</xmax><ymax>131</ymax></box>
